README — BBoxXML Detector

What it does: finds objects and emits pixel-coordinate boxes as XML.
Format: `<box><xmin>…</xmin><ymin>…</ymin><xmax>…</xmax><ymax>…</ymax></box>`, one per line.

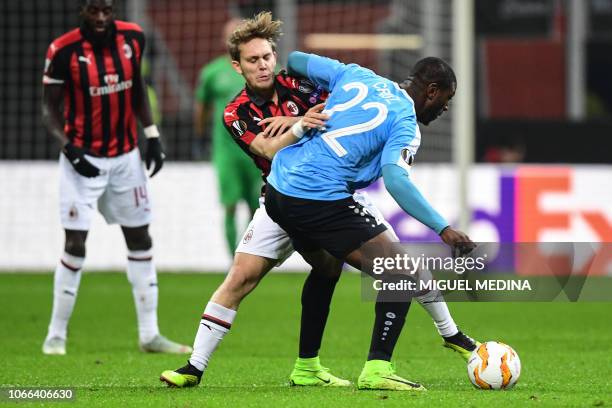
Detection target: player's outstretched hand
<box><xmin>259</xmin><ymin>116</ymin><xmax>300</xmax><ymax>138</ymax></box>
<box><xmin>63</xmin><ymin>143</ymin><xmax>101</xmax><ymax>178</ymax></box>
<box><xmin>145</xmin><ymin>137</ymin><xmax>165</xmax><ymax>177</ymax></box>
<box><xmin>440</xmin><ymin>226</ymin><xmax>477</xmax><ymax>257</ymax></box>
<box><xmin>302</xmin><ymin>103</ymin><xmax>329</xmax><ymax>131</ymax></box>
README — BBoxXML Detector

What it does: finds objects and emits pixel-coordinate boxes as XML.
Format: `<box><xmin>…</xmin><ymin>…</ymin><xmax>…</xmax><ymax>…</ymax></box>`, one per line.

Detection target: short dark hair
<box><xmin>79</xmin><ymin>0</ymin><xmax>114</xmax><ymax>8</ymax></box>
<box><xmin>409</xmin><ymin>57</ymin><xmax>456</xmax><ymax>90</ymax></box>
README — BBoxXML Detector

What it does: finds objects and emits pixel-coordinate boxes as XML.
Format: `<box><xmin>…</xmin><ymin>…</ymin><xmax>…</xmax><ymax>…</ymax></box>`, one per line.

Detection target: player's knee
<box><xmin>126</xmin><ymin>235</ymin><xmax>152</xmax><ymax>251</ymax></box>
<box><xmin>225</xmin><ymin>262</ymin><xmax>263</xmax><ymax>296</ymax></box>
<box><xmin>313</xmin><ymin>267</ymin><xmax>341</xmax><ymax>280</ymax></box>
<box><xmin>311</xmin><ymin>258</ymin><xmax>343</xmax><ymax>280</ymax></box>
<box><xmin>64</xmin><ymin>235</ymin><xmax>86</xmax><ymax>257</ymax></box>
<box><xmin>122</xmin><ymin>226</ymin><xmax>152</xmax><ymax>251</ymax></box>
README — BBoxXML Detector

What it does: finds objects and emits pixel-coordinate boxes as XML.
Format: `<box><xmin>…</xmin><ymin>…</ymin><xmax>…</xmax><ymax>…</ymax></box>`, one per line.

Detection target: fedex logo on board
<box><xmin>365</xmin><ymin>166</ymin><xmax>611</xmax><ymax>244</ymax></box>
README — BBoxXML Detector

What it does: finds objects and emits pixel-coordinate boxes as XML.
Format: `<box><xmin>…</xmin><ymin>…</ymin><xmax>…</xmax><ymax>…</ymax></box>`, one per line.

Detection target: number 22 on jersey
<box><xmin>321</xmin><ymin>82</ymin><xmax>388</xmax><ymax>157</ymax></box>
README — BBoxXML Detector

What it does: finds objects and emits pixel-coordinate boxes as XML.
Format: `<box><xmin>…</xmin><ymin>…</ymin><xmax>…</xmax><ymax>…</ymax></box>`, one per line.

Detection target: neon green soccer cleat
<box><xmin>160</xmin><ymin>362</ymin><xmax>202</xmax><ymax>388</ymax></box>
<box><xmin>443</xmin><ymin>330</ymin><xmax>481</xmax><ymax>362</ymax></box>
<box><xmin>357</xmin><ymin>360</ymin><xmax>426</xmax><ymax>391</ymax></box>
<box><xmin>289</xmin><ymin>357</ymin><xmax>351</xmax><ymax>387</ymax></box>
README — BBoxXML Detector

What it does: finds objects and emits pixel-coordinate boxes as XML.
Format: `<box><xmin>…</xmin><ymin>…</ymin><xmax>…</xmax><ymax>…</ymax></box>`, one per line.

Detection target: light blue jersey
<box><xmin>267</xmin><ymin>53</ymin><xmax>421</xmax><ymax>200</ymax></box>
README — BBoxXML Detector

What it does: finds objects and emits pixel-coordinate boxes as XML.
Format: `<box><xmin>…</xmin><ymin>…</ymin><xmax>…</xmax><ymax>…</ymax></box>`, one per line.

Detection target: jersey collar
<box><xmin>394</xmin><ymin>82</ymin><xmax>415</xmax><ymax>104</ymax></box>
<box><xmin>245</xmin><ymin>72</ymin><xmax>291</xmax><ymax>107</ymax></box>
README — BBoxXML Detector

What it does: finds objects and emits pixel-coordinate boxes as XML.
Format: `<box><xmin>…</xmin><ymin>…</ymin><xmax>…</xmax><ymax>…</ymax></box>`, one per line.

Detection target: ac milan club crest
<box><xmin>243</xmin><ymin>229</ymin><xmax>254</xmax><ymax>244</ymax></box>
<box><xmin>286</xmin><ymin>101</ymin><xmax>299</xmax><ymax>116</ymax></box>
<box><xmin>123</xmin><ymin>43</ymin><xmax>133</xmax><ymax>59</ymax></box>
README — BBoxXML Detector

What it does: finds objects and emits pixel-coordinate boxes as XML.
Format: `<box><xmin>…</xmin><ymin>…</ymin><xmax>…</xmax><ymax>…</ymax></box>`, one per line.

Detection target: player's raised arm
<box><xmin>287</xmin><ymin>51</ymin><xmax>346</xmax><ymax>92</ymax></box>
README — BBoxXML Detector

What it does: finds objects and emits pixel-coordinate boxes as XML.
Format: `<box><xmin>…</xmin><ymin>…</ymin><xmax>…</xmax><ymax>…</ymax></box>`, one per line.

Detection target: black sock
<box><xmin>298</xmin><ymin>271</ymin><xmax>339</xmax><ymax>358</ymax></box>
<box><xmin>367</xmin><ymin>297</ymin><xmax>411</xmax><ymax>361</ymax></box>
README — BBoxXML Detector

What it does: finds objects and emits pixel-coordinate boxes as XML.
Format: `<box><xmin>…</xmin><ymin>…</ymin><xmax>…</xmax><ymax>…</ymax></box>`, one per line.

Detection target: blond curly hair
<box><xmin>227</xmin><ymin>11</ymin><xmax>283</xmax><ymax>61</ymax></box>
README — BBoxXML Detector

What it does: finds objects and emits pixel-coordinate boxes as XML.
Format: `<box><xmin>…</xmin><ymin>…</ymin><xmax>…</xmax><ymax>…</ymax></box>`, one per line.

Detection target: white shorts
<box><xmin>59</xmin><ymin>148</ymin><xmax>151</xmax><ymax>230</ymax></box>
<box><xmin>236</xmin><ymin>191</ymin><xmax>396</xmax><ymax>265</ymax></box>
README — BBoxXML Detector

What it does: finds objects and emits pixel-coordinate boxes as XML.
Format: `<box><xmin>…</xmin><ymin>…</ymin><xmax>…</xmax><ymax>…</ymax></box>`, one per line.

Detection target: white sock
<box><xmin>189</xmin><ymin>302</ymin><xmax>237</xmax><ymax>372</ymax></box>
<box><xmin>416</xmin><ymin>289</ymin><xmax>458</xmax><ymax>337</ymax></box>
<box><xmin>415</xmin><ymin>269</ymin><xmax>458</xmax><ymax>337</ymax></box>
<box><xmin>46</xmin><ymin>252</ymin><xmax>84</xmax><ymax>340</ymax></box>
<box><xmin>126</xmin><ymin>249</ymin><xmax>160</xmax><ymax>344</ymax></box>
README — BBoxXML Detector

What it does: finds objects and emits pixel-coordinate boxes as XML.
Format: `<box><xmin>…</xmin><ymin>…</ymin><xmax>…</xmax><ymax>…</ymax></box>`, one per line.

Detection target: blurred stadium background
<box><xmin>0</xmin><ymin>0</ymin><xmax>610</xmax><ymax>271</ymax></box>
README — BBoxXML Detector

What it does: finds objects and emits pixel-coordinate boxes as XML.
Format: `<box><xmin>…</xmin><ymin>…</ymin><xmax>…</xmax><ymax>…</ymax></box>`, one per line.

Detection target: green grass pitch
<box><xmin>0</xmin><ymin>272</ymin><xmax>610</xmax><ymax>407</ymax></box>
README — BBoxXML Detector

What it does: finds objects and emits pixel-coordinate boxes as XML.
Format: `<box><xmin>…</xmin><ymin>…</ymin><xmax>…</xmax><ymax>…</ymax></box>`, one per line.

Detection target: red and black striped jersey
<box><xmin>43</xmin><ymin>21</ymin><xmax>145</xmax><ymax>157</ymax></box>
<box><xmin>223</xmin><ymin>72</ymin><xmax>328</xmax><ymax>184</ymax></box>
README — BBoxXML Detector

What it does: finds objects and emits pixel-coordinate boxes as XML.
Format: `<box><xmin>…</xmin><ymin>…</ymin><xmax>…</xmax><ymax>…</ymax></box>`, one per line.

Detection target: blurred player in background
<box><xmin>41</xmin><ymin>0</ymin><xmax>190</xmax><ymax>355</ymax></box>
<box><xmin>265</xmin><ymin>51</ymin><xmax>478</xmax><ymax>391</ymax></box>
<box><xmin>161</xmin><ymin>12</ymin><xmax>478</xmax><ymax>390</ymax></box>
<box><xmin>194</xmin><ymin>18</ymin><xmax>261</xmax><ymax>256</ymax></box>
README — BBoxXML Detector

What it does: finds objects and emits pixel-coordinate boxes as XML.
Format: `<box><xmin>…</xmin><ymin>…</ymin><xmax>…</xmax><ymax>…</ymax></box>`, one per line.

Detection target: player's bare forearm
<box><xmin>134</xmin><ymin>73</ymin><xmax>155</xmax><ymax>128</ymax></box>
<box><xmin>250</xmin><ymin>104</ymin><xmax>329</xmax><ymax>159</ymax></box>
<box><xmin>249</xmin><ymin>130</ymin><xmax>298</xmax><ymax>160</ymax></box>
<box><xmin>42</xmin><ymin>84</ymin><xmax>68</xmax><ymax>147</ymax></box>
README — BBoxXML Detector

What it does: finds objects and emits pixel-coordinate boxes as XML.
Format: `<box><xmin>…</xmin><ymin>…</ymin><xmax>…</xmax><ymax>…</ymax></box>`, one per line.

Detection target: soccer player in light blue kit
<box><xmin>266</xmin><ymin>51</ymin><xmax>478</xmax><ymax>391</ymax></box>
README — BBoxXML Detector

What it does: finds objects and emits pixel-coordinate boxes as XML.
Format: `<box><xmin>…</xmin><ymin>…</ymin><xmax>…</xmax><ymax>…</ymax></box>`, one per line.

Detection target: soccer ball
<box><xmin>467</xmin><ymin>341</ymin><xmax>521</xmax><ymax>390</ymax></box>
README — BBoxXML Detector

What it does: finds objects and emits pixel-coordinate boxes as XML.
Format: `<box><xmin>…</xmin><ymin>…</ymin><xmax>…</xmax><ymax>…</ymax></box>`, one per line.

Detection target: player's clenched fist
<box><xmin>439</xmin><ymin>226</ymin><xmax>476</xmax><ymax>257</ymax></box>
<box><xmin>145</xmin><ymin>137</ymin><xmax>165</xmax><ymax>177</ymax></box>
<box><xmin>62</xmin><ymin>143</ymin><xmax>101</xmax><ymax>178</ymax></box>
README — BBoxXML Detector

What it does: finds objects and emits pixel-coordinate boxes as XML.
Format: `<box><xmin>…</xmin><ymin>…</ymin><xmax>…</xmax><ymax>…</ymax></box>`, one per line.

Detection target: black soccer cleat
<box><xmin>443</xmin><ymin>330</ymin><xmax>480</xmax><ymax>361</ymax></box>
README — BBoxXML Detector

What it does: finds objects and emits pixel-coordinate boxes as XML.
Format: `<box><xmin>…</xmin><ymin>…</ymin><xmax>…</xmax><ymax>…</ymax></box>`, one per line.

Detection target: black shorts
<box><xmin>265</xmin><ymin>184</ymin><xmax>388</xmax><ymax>259</ymax></box>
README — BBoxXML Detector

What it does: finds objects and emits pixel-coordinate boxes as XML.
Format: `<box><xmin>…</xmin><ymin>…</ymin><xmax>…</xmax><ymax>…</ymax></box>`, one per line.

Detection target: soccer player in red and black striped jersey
<box><xmin>161</xmin><ymin>11</ymin><xmax>353</xmax><ymax>389</ymax></box>
<box><xmin>41</xmin><ymin>0</ymin><xmax>190</xmax><ymax>356</ymax></box>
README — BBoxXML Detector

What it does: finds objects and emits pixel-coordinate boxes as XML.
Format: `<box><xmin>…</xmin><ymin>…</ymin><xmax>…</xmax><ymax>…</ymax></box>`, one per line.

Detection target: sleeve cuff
<box><xmin>43</xmin><ymin>76</ymin><xmax>64</xmax><ymax>85</ymax></box>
